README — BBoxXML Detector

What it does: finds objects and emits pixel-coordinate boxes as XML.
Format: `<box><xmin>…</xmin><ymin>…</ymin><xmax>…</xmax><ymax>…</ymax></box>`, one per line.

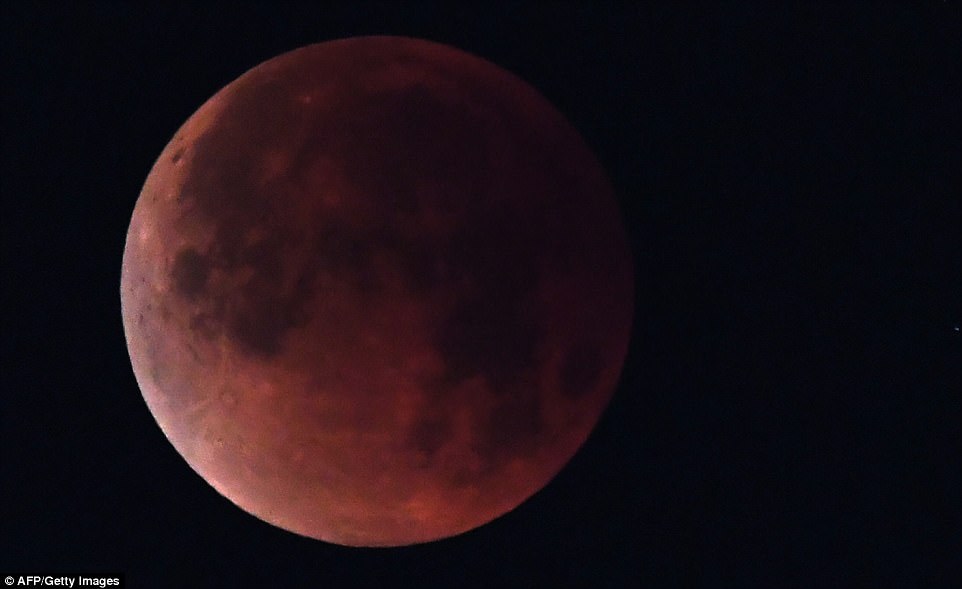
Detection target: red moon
<box><xmin>121</xmin><ymin>36</ymin><xmax>633</xmax><ymax>546</ymax></box>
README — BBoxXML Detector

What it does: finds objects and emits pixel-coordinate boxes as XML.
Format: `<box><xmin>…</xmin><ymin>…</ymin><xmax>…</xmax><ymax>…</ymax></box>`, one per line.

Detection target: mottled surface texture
<box><xmin>121</xmin><ymin>36</ymin><xmax>633</xmax><ymax>546</ymax></box>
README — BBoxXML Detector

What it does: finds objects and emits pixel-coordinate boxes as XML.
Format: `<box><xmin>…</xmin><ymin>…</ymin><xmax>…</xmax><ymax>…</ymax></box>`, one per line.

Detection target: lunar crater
<box><xmin>170</xmin><ymin>247</ymin><xmax>211</xmax><ymax>300</ymax></box>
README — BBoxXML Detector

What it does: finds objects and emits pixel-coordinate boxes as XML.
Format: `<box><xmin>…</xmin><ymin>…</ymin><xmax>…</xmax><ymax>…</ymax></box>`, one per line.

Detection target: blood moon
<box><xmin>121</xmin><ymin>36</ymin><xmax>633</xmax><ymax>547</ymax></box>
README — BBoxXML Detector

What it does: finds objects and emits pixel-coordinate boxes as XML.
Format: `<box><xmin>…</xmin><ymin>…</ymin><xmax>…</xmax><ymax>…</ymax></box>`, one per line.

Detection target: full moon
<box><xmin>121</xmin><ymin>36</ymin><xmax>633</xmax><ymax>547</ymax></box>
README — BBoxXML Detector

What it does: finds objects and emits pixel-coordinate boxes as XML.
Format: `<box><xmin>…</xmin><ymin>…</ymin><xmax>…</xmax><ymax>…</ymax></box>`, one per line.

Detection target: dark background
<box><xmin>3</xmin><ymin>3</ymin><xmax>960</xmax><ymax>587</ymax></box>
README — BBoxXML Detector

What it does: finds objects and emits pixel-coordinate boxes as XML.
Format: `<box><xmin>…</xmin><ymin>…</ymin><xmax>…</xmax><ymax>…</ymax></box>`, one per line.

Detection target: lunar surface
<box><xmin>121</xmin><ymin>36</ymin><xmax>633</xmax><ymax>546</ymax></box>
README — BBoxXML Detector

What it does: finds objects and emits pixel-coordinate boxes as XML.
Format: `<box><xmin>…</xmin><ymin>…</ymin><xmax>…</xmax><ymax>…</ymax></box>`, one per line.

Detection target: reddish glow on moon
<box><xmin>121</xmin><ymin>36</ymin><xmax>633</xmax><ymax>546</ymax></box>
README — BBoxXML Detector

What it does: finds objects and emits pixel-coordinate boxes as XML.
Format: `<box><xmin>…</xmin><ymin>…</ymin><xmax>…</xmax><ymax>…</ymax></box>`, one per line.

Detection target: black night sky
<box><xmin>2</xmin><ymin>3</ymin><xmax>960</xmax><ymax>587</ymax></box>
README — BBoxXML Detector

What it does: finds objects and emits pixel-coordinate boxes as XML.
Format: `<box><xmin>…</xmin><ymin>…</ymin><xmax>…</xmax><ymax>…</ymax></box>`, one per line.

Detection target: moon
<box><xmin>121</xmin><ymin>36</ymin><xmax>633</xmax><ymax>547</ymax></box>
